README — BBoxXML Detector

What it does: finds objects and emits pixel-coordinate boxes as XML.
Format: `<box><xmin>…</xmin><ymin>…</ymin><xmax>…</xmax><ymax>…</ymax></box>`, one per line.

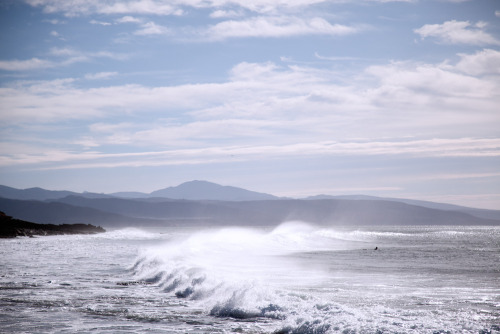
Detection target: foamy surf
<box><xmin>127</xmin><ymin>223</ymin><xmax>499</xmax><ymax>333</ymax></box>
<box><xmin>1</xmin><ymin>223</ymin><xmax>498</xmax><ymax>333</ymax></box>
<box><xmin>129</xmin><ymin>222</ymin><xmax>369</xmax><ymax>332</ymax></box>
<box><xmin>96</xmin><ymin>227</ymin><xmax>164</xmax><ymax>240</ymax></box>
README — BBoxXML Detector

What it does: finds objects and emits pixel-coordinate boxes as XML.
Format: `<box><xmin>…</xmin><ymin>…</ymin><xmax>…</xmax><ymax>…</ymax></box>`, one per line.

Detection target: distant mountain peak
<box><xmin>150</xmin><ymin>180</ymin><xmax>278</xmax><ymax>201</ymax></box>
<box><xmin>178</xmin><ymin>180</ymin><xmax>218</xmax><ymax>187</ymax></box>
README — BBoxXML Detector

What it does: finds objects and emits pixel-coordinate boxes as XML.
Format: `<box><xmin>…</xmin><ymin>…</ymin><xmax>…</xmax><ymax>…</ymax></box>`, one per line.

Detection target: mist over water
<box><xmin>130</xmin><ymin>222</ymin><xmax>499</xmax><ymax>333</ymax></box>
<box><xmin>134</xmin><ymin>222</ymin><xmax>351</xmax><ymax>288</ymax></box>
<box><xmin>1</xmin><ymin>222</ymin><xmax>499</xmax><ymax>333</ymax></box>
<box><xmin>132</xmin><ymin>223</ymin><xmax>347</xmax><ymax>325</ymax></box>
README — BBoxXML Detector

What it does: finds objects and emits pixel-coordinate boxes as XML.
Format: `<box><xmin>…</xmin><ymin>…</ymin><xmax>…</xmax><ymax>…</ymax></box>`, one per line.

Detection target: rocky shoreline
<box><xmin>0</xmin><ymin>211</ymin><xmax>105</xmax><ymax>238</ymax></box>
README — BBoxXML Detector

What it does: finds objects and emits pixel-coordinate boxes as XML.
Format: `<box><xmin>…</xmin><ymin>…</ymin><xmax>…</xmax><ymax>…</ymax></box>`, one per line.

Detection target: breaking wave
<box><xmin>129</xmin><ymin>222</ymin><xmax>366</xmax><ymax>333</ymax></box>
<box><xmin>127</xmin><ymin>222</ymin><xmax>499</xmax><ymax>333</ymax></box>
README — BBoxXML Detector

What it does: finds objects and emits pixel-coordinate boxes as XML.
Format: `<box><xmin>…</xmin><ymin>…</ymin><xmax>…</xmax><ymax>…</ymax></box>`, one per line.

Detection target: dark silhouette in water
<box><xmin>374</xmin><ymin>246</ymin><xmax>378</xmax><ymax>250</ymax></box>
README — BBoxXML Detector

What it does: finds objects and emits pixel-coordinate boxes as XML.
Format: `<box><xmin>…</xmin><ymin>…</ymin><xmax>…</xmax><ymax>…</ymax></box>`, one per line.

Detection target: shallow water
<box><xmin>1</xmin><ymin>223</ymin><xmax>499</xmax><ymax>333</ymax></box>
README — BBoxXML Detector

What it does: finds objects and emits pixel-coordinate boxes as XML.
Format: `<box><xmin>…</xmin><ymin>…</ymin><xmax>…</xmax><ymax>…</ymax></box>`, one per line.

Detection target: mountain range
<box><xmin>0</xmin><ymin>180</ymin><xmax>278</xmax><ymax>201</ymax></box>
<box><xmin>0</xmin><ymin>181</ymin><xmax>499</xmax><ymax>227</ymax></box>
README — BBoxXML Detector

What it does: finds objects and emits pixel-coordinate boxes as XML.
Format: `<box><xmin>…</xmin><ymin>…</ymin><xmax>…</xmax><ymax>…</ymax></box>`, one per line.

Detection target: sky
<box><xmin>0</xmin><ymin>0</ymin><xmax>499</xmax><ymax>209</ymax></box>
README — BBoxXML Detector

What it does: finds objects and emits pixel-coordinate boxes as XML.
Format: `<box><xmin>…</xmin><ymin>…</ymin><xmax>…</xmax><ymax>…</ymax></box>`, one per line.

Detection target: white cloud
<box><xmin>84</xmin><ymin>72</ymin><xmax>118</xmax><ymax>80</ymax></box>
<box><xmin>49</xmin><ymin>47</ymin><xmax>79</xmax><ymax>57</ymax></box>
<box><xmin>0</xmin><ymin>58</ymin><xmax>54</xmax><ymax>71</ymax></box>
<box><xmin>48</xmin><ymin>47</ymin><xmax>129</xmax><ymax>63</ymax></box>
<box><xmin>119</xmin><ymin>2</ymin><xmax>181</xmax><ymax>15</ymax></box>
<box><xmin>210</xmin><ymin>9</ymin><xmax>245</xmax><ymax>18</ymax></box>
<box><xmin>366</xmin><ymin>61</ymin><xmax>496</xmax><ymax>99</ymax></box>
<box><xmin>50</xmin><ymin>30</ymin><xmax>67</xmax><ymax>41</ymax></box>
<box><xmin>89</xmin><ymin>122</ymin><xmax>137</xmax><ymax>133</ymax></box>
<box><xmin>25</xmin><ymin>0</ymin><xmax>402</xmax><ymax>17</ymax></box>
<box><xmin>90</xmin><ymin>19</ymin><xmax>112</xmax><ymax>26</ymax></box>
<box><xmin>43</xmin><ymin>18</ymin><xmax>66</xmax><ymax>24</ymax></box>
<box><xmin>414</xmin><ymin>172</ymin><xmax>500</xmax><ymax>181</ymax></box>
<box><xmin>25</xmin><ymin>0</ymin><xmax>329</xmax><ymax>16</ymax></box>
<box><xmin>414</xmin><ymin>20</ymin><xmax>500</xmax><ymax>45</ymax></box>
<box><xmin>116</xmin><ymin>15</ymin><xmax>143</xmax><ymax>24</ymax></box>
<box><xmin>205</xmin><ymin>0</ymin><xmax>327</xmax><ymax>14</ymax></box>
<box><xmin>91</xmin><ymin>50</ymin><xmax>130</xmax><ymax>61</ymax></box>
<box><xmin>1</xmin><ymin>51</ymin><xmax>499</xmax><ymax>156</ymax></box>
<box><xmin>454</xmin><ymin>49</ymin><xmax>500</xmax><ymax>76</ymax></box>
<box><xmin>44</xmin><ymin>47</ymin><xmax>91</xmax><ymax>65</ymax></box>
<box><xmin>205</xmin><ymin>16</ymin><xmax>358</xmax><ymax>40</ymax></box>
<box><xmin>1</xmin><ymin>137</ymin><xmax>499</xmax><ymax>169</ymax></box>
<box><xmin>134</xmin><ymin>21</ymin><xmax>169</xmax><ymax>35</ymax></box>
<box><xmin>314</xmin><ymin>52</ymin><xmax>363</xmax><ymax>61</ymax></box>
<box><xmin>25</xmin><ymin>0</ymin><xmax>183</xmax><ymax>16</ymax></box>
<box><xmin>101</xmin><ymin>1</ymin><xmax>183</xmax><ymax>16</ymax></box>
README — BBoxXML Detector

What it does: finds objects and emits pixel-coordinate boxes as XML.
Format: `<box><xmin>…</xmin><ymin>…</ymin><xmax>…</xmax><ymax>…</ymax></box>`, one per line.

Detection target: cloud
<box><xmin>116</xmin><ymin>15</ymin><xmax>142</xmax><ymax>24</ymax></box>
<box><xmin>203</xmin><ymin>0</ymin><xmax>329</xmax><ymax>14</ymax></box>
<box><xmin>90</xmin><ymin>50</ymin><xmax>129</xmax><ymax>61</ymax></box>
<box><xmin>44</xmin><ymin>47</ymin><xmax>128</xmax><ymax>67</ymax></box>
<box><xmin>1</xmin><ymin>137</ymin><xmax>499</xmax><ymax>170</ymax></box>
<box><xmin>314</xmin><ymin>52</ymin><xmax>365</xmax><ymax>61</ymax></box>
<box><xmin>2</xmin><ymin>52</ymin><xmax>499</xmax><ymax>125</ymax></box>
<box><xmin>45</xmin><ymin>47</ymin><xmax>127</xmax><ymax>66</ymax></box>
<box><xmin>84</xmin><ymin>72</ymin><xmax>118</xmax><ymax>80</ymax></box>
<box><xmin>43</xmin><ymin>18</ymin><xmax>66</xmax><ymax>24</ymax></box>
<box><xmin>1</xmin><ymin>51</ymin><xmax>499</xmax><ymax>163</ymax></box>
<box><xmin>0</xmin><ymin>48</ymin><xmax>118</xmax><ymax>73</ymax></box>
<box><xmin>205</xmin><ymin>16</ymin><xmax>358</xmax><ymax>40</ymax></box>
<box><xmin>49</xmin><ymin>47</ymin><xmax>79</xmax><ymax>57</ymax></box>
<box><xmin>134</xmin><ymin>22</ymin><xmax>169</xmax><ymax>35</ymax></box>
<box><xmin>25</xmin><ymin>0</ymin><xmax>403</xmax><ymax>17</ymax></box>
<box><xmin>25</xmin><ymin>0</ymin><xmax>183</xmax><ymax>16</ymax></box>
<box><xmin>46</xmin><ymin>47</ymin><xmax>89</xmax><ymax>64</ymax></box>
<box><xmin>89</xmin><ymin>122</ymin><xmax>137</xmax><ymax>133</ymax></box>
<box><xmin>90</xmin><ymin>19</ymin><xmax>112</xmax><ymax>26</ymax></box>
<box><xmin>454</xmin><ymin>49</ymin><xmax>500</xmax><ymax>76</ymax></box>
<box><xmin>0</xmin><ymin>58</ymin><xmax>54</xmax><ymax>71</ymax></box>
<box><xmin>24</xmin><ymin>0</ymin><xmax>329</xmax><ymax>16</ymax></box>
<box><xmin>415</xmin><ymin>172</ymin><xmax>500</xmax><ymax>181</ymax></box>
<box><xmin>365</xmin><ymin>60</ymin><xmax>496</xmax><ymax>99</ymax></box>
<box><xmin>414</xmin><ymin>20</ymin><xmax>500</xmax><ymax>45</ymax></box>
<box><xmin>210</xmin><ymin>9</ymin><xmax>245</xmax><ymax>18</ymax></box>
<box><xmin>100</xmin><ymin>1</ymin><xmax>183</xmax><ymax>16</ymax></box>
<box><xmin>50</xmin><ymin>30</ymin><xmax>67</xmax><ymax>40</ymax></box>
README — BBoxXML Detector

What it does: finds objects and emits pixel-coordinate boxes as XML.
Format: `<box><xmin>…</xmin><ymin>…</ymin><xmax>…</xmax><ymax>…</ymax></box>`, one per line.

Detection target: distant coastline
<box><xmin>0</xmin><ymin>211</ymin><xmax>105</xmax><ymax>238</ymax></box>
<box><xmin>1</xmin><ymin>182</ymin><xmax>499</xmax><ymax>227</ymax></box>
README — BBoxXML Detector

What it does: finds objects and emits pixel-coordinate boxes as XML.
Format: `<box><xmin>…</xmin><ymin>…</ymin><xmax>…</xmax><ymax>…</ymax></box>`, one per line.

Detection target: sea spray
<box><xmin>129</xmin><ymin>222</ymin><xmax>372</xmax><ymax>332</ymax></box>
<box><xmin>2</xmin><ymin>225</ymin><xmax>498</xmax><ymax>333</ymax></box>
<box><xmin>131</xmin><ymin>221</ymin><xmax>359</xmax><ymax>288</ymax></box>
<box><xmin>127</xmin><ymin>224</ymin><xmax>500</xmax><ymax>333</ymax></box>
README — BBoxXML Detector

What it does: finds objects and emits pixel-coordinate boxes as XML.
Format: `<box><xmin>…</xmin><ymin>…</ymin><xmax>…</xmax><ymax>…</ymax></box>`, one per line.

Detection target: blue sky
<box><xmin>0</xmin><ymin>0</ymin><xmax>499</xmax><ymax>209</ymax></box>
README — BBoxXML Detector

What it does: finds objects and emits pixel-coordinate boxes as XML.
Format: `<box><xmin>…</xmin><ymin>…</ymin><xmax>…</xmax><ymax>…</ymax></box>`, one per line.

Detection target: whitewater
<box><xmin>1</xmin><ymin>222</ymin><xmax>499</xmax><ymax>333</ymax></box>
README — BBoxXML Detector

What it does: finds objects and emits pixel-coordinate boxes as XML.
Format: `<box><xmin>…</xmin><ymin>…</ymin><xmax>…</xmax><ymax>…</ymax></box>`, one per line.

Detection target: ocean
<box><xmin>1</xmin><ymin>222</ymin><xmax>498</xmax><ymax>333</ymax></box>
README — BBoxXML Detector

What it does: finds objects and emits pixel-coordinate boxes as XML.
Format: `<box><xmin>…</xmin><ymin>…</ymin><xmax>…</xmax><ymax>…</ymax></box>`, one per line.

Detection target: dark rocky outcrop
<box><xmin>0</xmin><ymin>211</ymin><xmax>105</xmax><ymax>238</ymax></box>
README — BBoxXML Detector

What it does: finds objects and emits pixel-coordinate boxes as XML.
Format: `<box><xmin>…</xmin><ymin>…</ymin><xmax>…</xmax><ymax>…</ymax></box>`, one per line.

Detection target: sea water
<box><xmin>1</xmin><ymin>222</ymin><xmax>499</xmax><ymax>333</ymax></box>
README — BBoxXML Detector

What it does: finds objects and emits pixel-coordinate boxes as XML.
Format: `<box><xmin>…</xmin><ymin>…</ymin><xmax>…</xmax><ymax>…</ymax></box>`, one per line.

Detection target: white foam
<box><xmin>129</xmin><ymin>222</ymin><xmax>372</xmax><ymax>326</ymax></box>
<box><xmin>95</xmin><ymin>228</ymin><xmax>163</xmax><ymax>240</ymax></box>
